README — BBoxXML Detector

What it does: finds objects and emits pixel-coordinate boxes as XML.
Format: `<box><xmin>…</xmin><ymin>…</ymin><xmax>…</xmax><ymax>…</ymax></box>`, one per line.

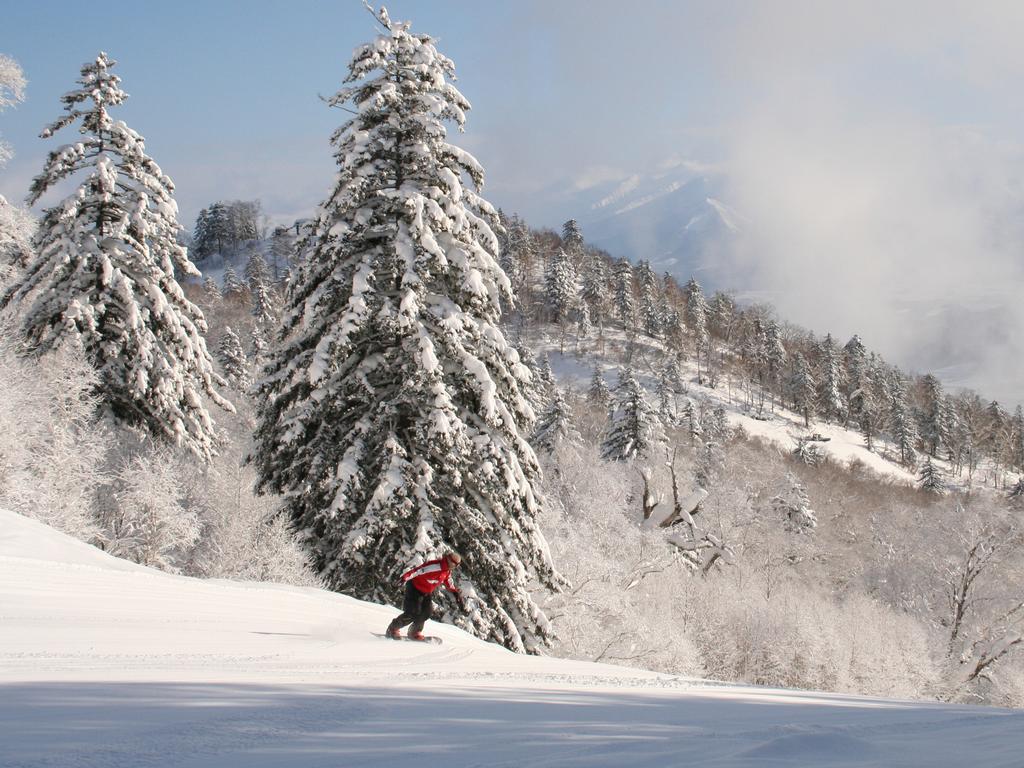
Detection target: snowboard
<box><xmin>372</xmin><ymin>632</ymin><xmax>442</xmax><ymax>645</ymax></box>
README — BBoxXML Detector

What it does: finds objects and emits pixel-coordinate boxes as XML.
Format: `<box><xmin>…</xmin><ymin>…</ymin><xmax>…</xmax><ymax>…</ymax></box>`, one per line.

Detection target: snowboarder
<box><xmin>385</xmin><ymin>551</ymin><xmax>465</xmax><ymax>641</ymax></box>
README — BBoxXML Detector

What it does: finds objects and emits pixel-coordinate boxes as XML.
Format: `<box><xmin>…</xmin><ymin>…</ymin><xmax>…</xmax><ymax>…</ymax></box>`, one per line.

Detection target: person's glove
<box><xmin>455</xmin><ymin>592</ymin><xmax>467</xmax><ymax>612</ymax></box>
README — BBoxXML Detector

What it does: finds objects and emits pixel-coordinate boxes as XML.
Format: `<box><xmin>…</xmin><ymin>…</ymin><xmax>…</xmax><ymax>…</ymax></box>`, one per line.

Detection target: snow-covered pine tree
<box><xmin>918</xmin><ymin>374</ymin><xmax>946</xmax><ymax>458</ymax></box>
<box><xmin>197</xmin><ymin>202</ymin><xmax>238</xmax><ymax>259</ymax></box>
<box><xmin>191</xmin><ymin>206</ymin><xmax>214</xmax><ymax>261</ymax></box>
<box><xmin>250</xmin><ymin>325</ymin><xmax>267</xmax><ymax>363</ymax></box>
<box><xmin>512</xmin><ymin>339</ymin><xmax>545</xmax><ymax>412</ymax></box>
<box><xmin>661</xmin><ymin>305</ymin><xmax>685</xmax><ymax>358</ymax></box>
<box><xmin>857</xmin><ymin>387</ymin><xmax>880</xmax><ymax>452</ymax></box>
<box><xmin>889</xmin><ymin>372</ymin><xmax>918</xmax><ymax>466</ymax></box>
<box><xmin>771</xmin><ymin>473</ymin><xmax>817</xmax><ymax>533</ymax></box>
<box><xmin>765</xmin><ymin>320</ymin><xmax>787</xmax><ymax>409</ymax></box>
<box><xmin>788</xmin><ymin>352</ymin><xmax>816</xmax><ymax>427</ymax></box>
<box><xmin>683</xmin><ymin>277</ymin><xmax>710</xmax><ymax>376</ymax></box>
<box><xmin>536</xmin><ymin>353</ymin><xmax>555</xmax><ymax>395</ymax></box>
<box><xmin>575</xmin><ymin>300</ymin><xmax>591</xmax><ymax>352</ymax></box>
<box><xmin>843</xmin><ymin>333</ymin><xmax>867</xmax><ymax>426</ymax></box>
<box><xmin>742</xmin><ymin>317</ymin><xmax>769</xmax><ymax>409</ymax></box>
<box><xmin>817</xmin><ymin>333</ymin><xmax>845</xmax><ymax>424</ymax></box>
<box><xmin>269</xmin><ymin>225</ymin><xmax>296</xmax><ymax>281</ymax></box>
<box><xmin>221</xmin><ymin>266</ymin><xmax>245</xmax><ymax>300</ymax></box>
<box><xmin>532</xmin><ymin>388</ymin><xmax>580</xmax><ymax>455</ymax></box>
<box><xmin>918</xmin><ymin>456</ymin><xmax>944</xmax><ymax>495</ymax></box>
<box><xmin>217</xmin><ymin>326</ymin><xmax>250</xmax><ymax>391</ymax></box>
<box><xmin>580</xmin><ymin>249</ymin><xmax>610</xmax><ymax>336</ymax></box>
<box><xmin>246</xmin><ymin>253</ymin><xmax>279</xmax><ymax>328</ymax></box>
<box><xmin>244</xmin><ymin>250</ymin><xmax>272</xmax><ymax>289</ymax></box>
<box><xmin>678</xmin><ymin>397</ymin><xmax>700</xmax><ymax>445</ymax></box>
<box><xmin>611</xmin><ymin>259</ymin><xmax>636</xmax><ymax>331</ymax></box>
<box><xmin>544</xmin><ymin>248</ymin><xmax>576</xmax><ymax>324</ymax></box>
<box><xmin>250</xmin><ymin>8</ymin><xmax>560</xmax><ymax>652</ymax></box>
<box><xmin>1</xmin><ymin>52</ymin><xmax>231</xmax><ymax>458</ymax></box>
<box><xmin>635</xmin><ymin>259</ymin><xmax>661</xmax><ymax>338</ymax></box>
<box><xmin>561</xmin><ymin>218</ymin><xmax>584</xmax><ymax>270</ymax></box>
<box><xmin>600</xmin><ymin>366</ymin><xmax>658</xmax><ymax>461</ymax></box>
<box><xmin>656</xmin><ymin>361</ymin><xmax>679</xmax><ymax>427</ymax></box>
<box><xmin>202</xmin><ymin>275</ymin><xmax>220</xmax><ymax>300</ymax></box>
<box><xmin>587</xmin><ymin>366</ymin><xmax>612</xmax><ymax>411</ymax></box>
<box><xmin>694</xmin><ymin>439</ymin><xmax>725</xmax><ymax>489</ymax></box>
<box><xmin>500</xmin><ymin>215</ymin><xmax>534</xmax><ymax>305</ymax></box>
<box><xmin>709</xmin><ymin>291</ymin><xmax>735</xmax><ymax>340</ymax></box>
<box><xmin>792</xmin><ymin>436</ymin><xmax>824</xmax><ymax>466</ymax></box>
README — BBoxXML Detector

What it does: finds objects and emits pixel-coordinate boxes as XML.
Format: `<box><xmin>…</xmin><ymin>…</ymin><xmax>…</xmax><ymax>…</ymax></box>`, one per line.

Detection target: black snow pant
<box><xmin>388</xmin><ymin>581</ymin><xmax>433</xmax><ymax>634</ymax></box>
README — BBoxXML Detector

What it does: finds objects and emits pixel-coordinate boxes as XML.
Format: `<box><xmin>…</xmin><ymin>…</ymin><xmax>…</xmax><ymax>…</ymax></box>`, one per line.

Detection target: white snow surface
<box><xmin>3</xmin><ymin>508</ymin><xmax>1023</xmax><ymax>768</ymax></box>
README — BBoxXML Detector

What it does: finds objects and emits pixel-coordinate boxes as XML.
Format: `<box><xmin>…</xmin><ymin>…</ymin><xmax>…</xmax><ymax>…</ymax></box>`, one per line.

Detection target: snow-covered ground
<box><xmin>3</xmin><ymin>509</ymin><xmax>1023</xmax><ymax>767</ymax></box>
<box><xmin>537</xmin><ymin>331</ymin><xmax>949</xmax><ymax>487</ymax></box>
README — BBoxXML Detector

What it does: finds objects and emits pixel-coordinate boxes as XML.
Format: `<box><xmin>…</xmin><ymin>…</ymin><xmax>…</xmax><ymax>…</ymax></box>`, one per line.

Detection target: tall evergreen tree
<box><xmin>708</xmin><ymin>291</ymin><xmax>735</xmax><ymax>341</ymax></box>
<box><xmin>843</xmin><ymin>333</ymin><xmax>868</xmax><ymax>426</ymax></box>
<box><xmin>918</xmin><ymin>374</ymin><xmax>946</xmax><ymax>458</ymax></box>
<box><xmin>587</xmin><ymin>365</ymin><xmax>612</xmax><ymax>411</ymax></box>
<box><xmin>575</xmin><ymin>300</ymin><xmax>591</xmax><ymax>352</ymax></box>
<box><xmin>246</xmin><ymin>252</ymin><xmax>279</xmax><ymax>328</ymax></box>
<box><xmin>889</xmin><ymin>372</ymin><xmax>918</xmax><ymax>466</ymax></box>
<box><xmin>269</xmin><ymin>225</ymin><xmax>297</xmax><ymax>281</ymax></box>
<box><xmin>601</xmin><ymin>366</ymin><xmax>657</xmax><ymax>461</ymax></box>
<box><xmin>580</xmin><ymin>250</ymin><xmax>610</xmax><ymax>335</ymax></box>
<box><xmin>250</xmin><ymin>9</ymin><xmax>559</xmax><ymax>652</ymax></box>
<box><xmin>543</xmin><ymin>248</ymin><xmax>576</xmax><ymax>324</ymax></box>
<box><xmin>635</xmin><ymin>259</ymin><xmax>661</xmax><ymax>338</ymax></box>
<box><xmin>788</xmin><ymin>352</ymin><xmax>816</xmax><ymax>427</ymax></box>
<box><xmin>532</xmin><ymin>388</ymin><xmax>580</xmax><ymax>455</ymax></box>
<box><xmin>817</xmin><ymin>333</ymin><xmax>846</xmax><ymax>424</ymax></box>
<box><xmin>918</xmin><ymin>456</ymin><xmax>944</xmax><ymax>495</ymax></box>
<box><xmin>217</xmin><ymin>325</ymin><xmax>251</xmax><ymax>391</ymax></box>
<box><xmin>221</xmin><ymin>266</ymin><xmax>245</xmax><ymax>299</ymax></box>
<box><xmin>858</xmin><ymin>387</ymin><xmax>880</xmax><ymax>452</ymax></box>
<box><xmin>764</xmin><ymin>319</ymin><xmax>787</xmax><ymax>409</ymax></box>
<box><xmin>1</xmin><ymin>52</ymin><xmax>231</xmax><ymax>458</ymax></box>
<box><xmin>611</xmin><ymin>259</ymin><xmax>636</xmax><ymax>331</ymax></box>
<box><xmin>683</xmin><ymin>277</ymin><xmax>710</xmax><ymax>376</ymax></box>
<box><xmin>560</xmin><ymin>218</ymin><xmax>585</xmax><ymax>270</ymax></box>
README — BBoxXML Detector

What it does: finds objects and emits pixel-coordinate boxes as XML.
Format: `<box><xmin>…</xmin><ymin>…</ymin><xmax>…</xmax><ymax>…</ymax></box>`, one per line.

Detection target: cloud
<box><xmin>712</xmin><ymin>1</ymin><xmax>1024</xmax><ymax>404</ymax></box>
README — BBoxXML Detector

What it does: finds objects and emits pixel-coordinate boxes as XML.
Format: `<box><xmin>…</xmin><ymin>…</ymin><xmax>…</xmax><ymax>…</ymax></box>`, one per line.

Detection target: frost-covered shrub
<box><xmin>0</xmin><ymin>340</ymin><xmax>107</xmax><ymax>540</ymax></box>
<box><xmin>539</xmin><ymin>443</ymin><xmax>703</xmax><ymax>675</ymax></box>
<box><xmin>687</xmin><ymin>577</ymin><xmax>936</xmax><ymax>698</ymax></box>
<box><xmin>0</xmin><ymin>196</ymin><xmax>35</xmax><ymax>284</ymax></box>
<box><xmin>184</xmin><ymin>440</ymin><xmax>320</xmax><ymax>587</ymax></box>
<box><xmin>96</xmin><ymin>451</ymin><xmax>199</xmax><ymax>572</ymax></box>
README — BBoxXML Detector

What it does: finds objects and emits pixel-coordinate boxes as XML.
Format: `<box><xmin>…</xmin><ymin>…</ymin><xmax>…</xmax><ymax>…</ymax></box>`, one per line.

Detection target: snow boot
<box><xmin>408</xmin><ymin>631</ymin><xmax>426</xmax><ymax>641</ymax></box>
<box><xmin>385</xmin><ymin>625</ymin><xmax>402</xmax><ymax>640</ymax></box>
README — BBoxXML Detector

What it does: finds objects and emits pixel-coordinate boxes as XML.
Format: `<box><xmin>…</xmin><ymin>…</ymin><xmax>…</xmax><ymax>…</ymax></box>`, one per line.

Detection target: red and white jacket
<box><xmin>402</xmin><ymin>558</ymin><xmax>460</xmax><ymax>595</ymax></box>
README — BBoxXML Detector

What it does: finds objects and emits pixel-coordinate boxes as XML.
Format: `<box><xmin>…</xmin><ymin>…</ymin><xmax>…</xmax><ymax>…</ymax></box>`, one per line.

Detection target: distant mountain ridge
<box><xmin>544</xmin><ymin>163</ymin><xmax>746</xmax><ymax>291</ymax></box>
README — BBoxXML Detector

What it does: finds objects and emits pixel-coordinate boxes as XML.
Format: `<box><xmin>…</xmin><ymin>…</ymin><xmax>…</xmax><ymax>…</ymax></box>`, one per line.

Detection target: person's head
<box><xmin>444</xmin><ymin>550</ymin><xmax>462</xmax><ymax>568</ymax></box>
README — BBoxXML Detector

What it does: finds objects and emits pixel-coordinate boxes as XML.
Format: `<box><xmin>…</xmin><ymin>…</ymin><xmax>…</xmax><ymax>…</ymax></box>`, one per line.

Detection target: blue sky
<box><xmin>0</xmin><ymin>1</ymin><xmax>725</xmax><ymax>227</ymax></box>
<box><xmin>5</xmin><ymin>1</ymin><xmax>1024</xmax><ymax>403</ymax></box>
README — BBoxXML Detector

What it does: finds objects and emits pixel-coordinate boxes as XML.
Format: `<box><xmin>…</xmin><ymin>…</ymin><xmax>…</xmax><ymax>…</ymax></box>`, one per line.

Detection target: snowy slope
<box><xmin>3</xmin><ymin>509</ymin><xmax>1023</xmax><ymax>767</ymax></box>
<box><xmin>538</xmin><ymin>336</ymin><xmax>923</xmax><ymax>487</ymax></box>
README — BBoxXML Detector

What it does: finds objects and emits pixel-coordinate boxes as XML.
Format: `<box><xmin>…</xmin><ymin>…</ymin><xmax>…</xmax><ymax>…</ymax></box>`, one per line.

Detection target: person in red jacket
<box><xmin>385</xmin><ymin>551</ymin><xmax>465</xmax><ymax>640</ymax></box>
